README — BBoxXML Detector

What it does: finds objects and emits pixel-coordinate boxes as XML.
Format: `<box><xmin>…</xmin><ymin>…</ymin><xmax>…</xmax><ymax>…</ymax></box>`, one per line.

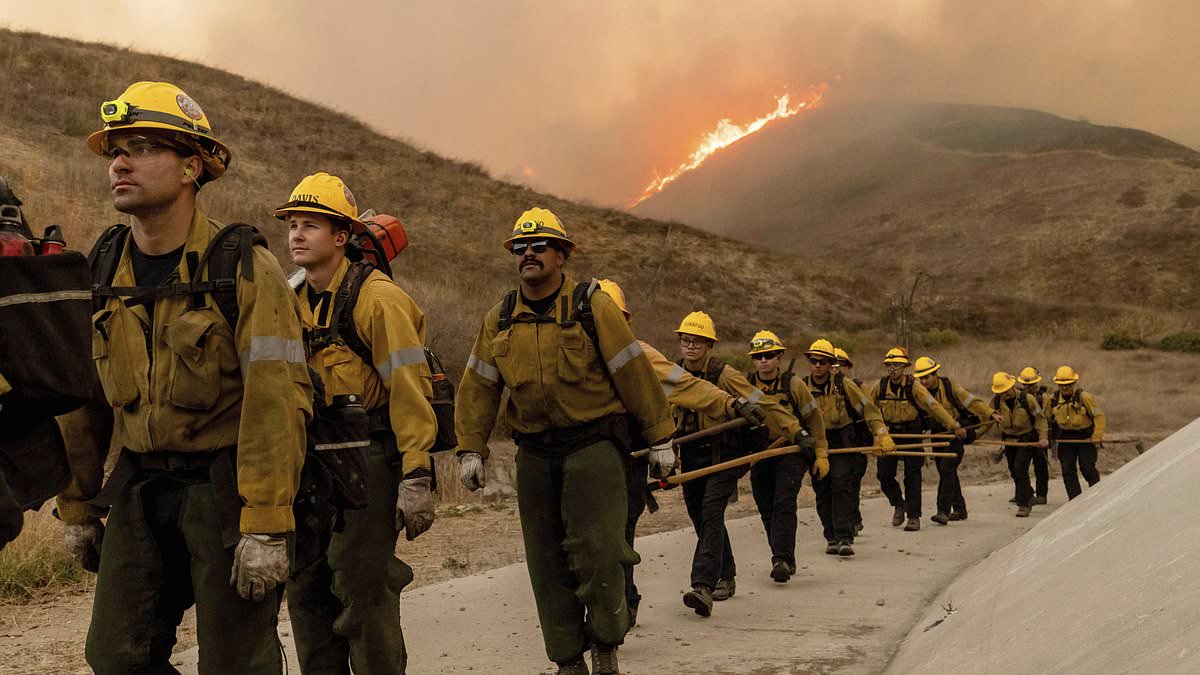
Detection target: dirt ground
<box><xmin>0</xmin><ymin>439</ymin><xmax>1150</xmax><ymax>674</ymax></box>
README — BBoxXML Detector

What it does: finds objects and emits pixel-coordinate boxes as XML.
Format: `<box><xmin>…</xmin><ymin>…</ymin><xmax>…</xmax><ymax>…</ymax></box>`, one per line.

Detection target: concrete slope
<box><xmin>174</xmin><ymin>483</ymin><xmax>1048</xmax><ymax>674</ymax></box>
<box><xmin>886</xmin><ymin>420</ymin><xmax>1200</xmax><ymax>674</ymax></box>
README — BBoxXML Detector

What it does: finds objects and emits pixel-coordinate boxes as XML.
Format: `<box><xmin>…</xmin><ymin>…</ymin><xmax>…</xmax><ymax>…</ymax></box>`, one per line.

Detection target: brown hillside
<box><xmin>634</xmin><ymin>102</ymin><xmax>1200</xmax><ymax>319</ymax></box>
<box><xmin>0</xmin><ymin>29</ymin><xmax>877</xmax><ymax>374</ymax></box>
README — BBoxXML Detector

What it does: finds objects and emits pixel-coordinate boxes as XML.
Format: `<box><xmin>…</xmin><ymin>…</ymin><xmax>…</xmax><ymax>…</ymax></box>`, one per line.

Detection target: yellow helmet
<box><xmin>1018</xmin><ymin>367</ymin><xmax>1041</xmax><ymax>385</ymax></box>
<box><xmin>676</xmin><ymin>311</ymin><xmax>719</xmax><ymax>342</ymax></box>
<box><xmin>1053</xmin><ymin>365</ymin><xmax>1080</xmax><ymax>384</ymax></box>
<box><xmin>87</xmin><ymin>81</ymin><xmax>231</xmax><ymax>183</ymax></box>
<box><xmin>834</xmin><ymin>347</ymin><xmax>852</xmax><ymax>367</ymax></box>
<box><xmin>805</xmin><ymin>339</ymin><xmax>837</xmax><ymax>360</ymax></box>
<box><xmin>504</xmin><ymin>207</ymin><xmax>576</xmax><ymax>253</ymax></box>
<box><xmin>274</xmin><ymin>172</ymin><xmax>365</xmax><ymax>233</ymax></box>
<box><xmin>883</xmin><ymin>346</ymin><xmax>911</xmax><ymax>365</ymax></box>
<box><xmin>597</xmin><ymin>278</ymin><xmax>630</xmax><ymax>319</ymax></box>
<box><xmin>913</xmin><ymin>356</ymin><xmax>941</xmax><ymax>378</ymax></box>
<box><xmin>991</xmin><ymin>371</ymin><xmax>1016</xmax><ymax>394</ymax></box>
<box><xmin>747</xmin><ymin>330</ymin><xmax>786</xmax><ymax>356</ymax></box>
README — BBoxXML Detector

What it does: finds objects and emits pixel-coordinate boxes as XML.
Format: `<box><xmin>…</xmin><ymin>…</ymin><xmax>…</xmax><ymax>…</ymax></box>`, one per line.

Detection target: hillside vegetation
<box><xmin>635</xmin><ymin>102</ymin><xmax>1200</xmax><ymax>333</ymax></box>
<box><xmin>0</xmin><ymin>29</ymin><xmax>876</xmax><ymax>374</ymax></box>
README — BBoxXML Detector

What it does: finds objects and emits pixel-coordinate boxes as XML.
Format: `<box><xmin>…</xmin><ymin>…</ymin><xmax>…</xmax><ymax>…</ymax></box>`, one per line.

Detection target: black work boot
<box><xmin>556</xmin><ymin>654</ymin><xmax>589</xmax><ymax>674</ymax></box>
<box><xmin>712</xmin><ymin>577</ymin><xmax>736</xmax><ymax>601</ymax></box>
<box><xmin>592</xmin><ymin>644</ymin><xmax>620</xmax><ymax>675</ymax></box>
<box><xmin>931</xmin><ymin>512</ymin><xmax>949</xmax><ymax>525</ymax></box>
<box><xmin>838</xmin><ymin>541</ymin><xmax>855</xmax><ymax>556</ymax></box>
<box><xmin>770</xmin><ymin>561</ymin><xmax>791</xmax><ymax>583</ymax></box>
<box><xmin>683</xmin><ymin>585</ymin><xmax>714</xmax><ymax>617</ymax></box>
<box><xmin>1016</xmin><ymin>505</ymin><xmax>1032</xmax><ymax>517</ymax></box>
<box><xmin>948</xmin><ymin>510</ymin><xmax>967</xmax><ymax>521</ymax></box>
<box><xmin>1033</xmin><ymin>495</ymin><xmax>1048</xmax><ymax>505</ymax></box>
<box><xmin>825</xmin><ymin>540</ymin><xmax>839</xmax><ymax>555</ymax></box>
<box><xmin>891</xmin><ymin>506</ymin><xmax>905</xmax><ymax>527</ymax></box>
<box><xmin>904</xmin><ymin>517</ymin><xmax>920</xmax><ymax>531</ymax></box>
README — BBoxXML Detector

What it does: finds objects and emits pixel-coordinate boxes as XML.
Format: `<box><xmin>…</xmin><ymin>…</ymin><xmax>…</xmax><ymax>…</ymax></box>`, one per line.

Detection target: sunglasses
<box><xmin>808</xmin><ymin>358</ymin><xmax>832</xmax><ymax>366</ymax></box>
<box><xmin>102</xmin><ymin>134</ymin><xmax>187</xmax><ymax>161</ymax></box>
<box><xmin>510</xmin><ymin>240</ymin><xmax>552</xmax><ymax>256</ymax></box>
<box><xmin>751</xmin><ymin>352</ymin><xmax>780</xmax><ymax>361</ymax></box>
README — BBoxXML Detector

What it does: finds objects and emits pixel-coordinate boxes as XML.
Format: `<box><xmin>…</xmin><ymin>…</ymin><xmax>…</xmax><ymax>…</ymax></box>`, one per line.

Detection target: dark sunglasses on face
<box><xmin>511</xmin><ymin>240</ymin><xmax>552</xmax><ymax>256</ymax></box>
<box><xmin>809</xmin><ymin>358</ymin><xmax>831</xmax><ymax>366</ymax></box>
<box><xmin>751</xmin><ymin>352</ymin><xmax>779</xmax><ymax>361</ymax></box>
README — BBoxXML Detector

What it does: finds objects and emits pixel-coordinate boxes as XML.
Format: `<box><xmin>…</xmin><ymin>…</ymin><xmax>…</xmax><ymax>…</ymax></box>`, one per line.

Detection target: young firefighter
<box><xmin>803</xmin><ymin>340</ymin><xmax>892</xmax><ymax>555</ymax></box>
<box><xmin>914</xmin><ymin>356</ymin><xmax>996</xmax><ymax>524</ymax></box>
<box><xmin>1049</xmin><ymin>366</ymin><xmax>1106</xmax><ymax>500</ymax></box>
<box><xmin>454</xmin><ymin>209</ymin><xmax>673</xmax><ymax>675</ymax></box>
<box><xmin>833</xmin><ymin>346</ymin><xmax>870</xmax><ymax>533</ymax></box>
<box><xmin>991</xmin><ymin>372</ymin><xmax>1050</xmax><ymax>517</ymax></box>
<box><xmin>279</xmin><ymin>172</ymin><xmax>437</xmax><ymax>674</ymax></box>
<box><xmin>672</xmin><ymin>312</ymin><xmax>827</xmax><ymax>616</ymax></box>
<box><xmin>869</xmin><ymin>347</ymin><xmax>963</xmax><ymax>532</ymax></box>
<box><xmin>595</xmin><ymin>280</ymin><xmax>765</xmax><ymax>626</ymax></box>
<box><xmin>745</xmin><ymin>331</ymin><xmax>829</xmax><ymax>575</ymax></box>
<box><xmin>1016</xmin><ymin>367</ymin><xmax>1052</xmax><ymax>504</ymax></box>
<box><xmin>57</xmin><ymin>81</ymin><xmax>311</xmax><ymax>673</ymax></box>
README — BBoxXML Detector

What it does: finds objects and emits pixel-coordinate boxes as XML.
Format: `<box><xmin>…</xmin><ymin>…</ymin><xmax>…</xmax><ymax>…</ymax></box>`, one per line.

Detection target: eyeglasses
<box><xmin>679</xmin><ymin>337</ymin><xmax>709</xmax><ymax>348</ymax></box>
<box><xmin>808</xmin><ymin>358</ymin><xmax>832</xmax><ymax>366</ymax></box>
<box><xmin>751</xmin><ymin>352</ymin><xmax>779</xmax><ymax>361</ymax></box>
<box><xmin>102</xmin><ymin>134</ymin><xmax>186</xmax><ymax>161</ymax></box>
<box><xmin>510</xmin><ymin>240</ymin><xmax>551</xmax><ymax>256</ymax></box>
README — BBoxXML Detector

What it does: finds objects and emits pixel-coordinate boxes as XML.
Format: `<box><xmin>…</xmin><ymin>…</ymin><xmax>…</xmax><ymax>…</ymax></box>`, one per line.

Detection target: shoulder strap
<box><xmin>705</xmin><ymin>356</ymin><xmax>725</xmax><ymax>384</ymax></box>
<box><xmin>835</xmin><ymin>373</ymin><xmax>863</xmax><ymax>422</ymax></box>
<box><xmin>569</xmin><ymin>278</ymin><xmax>600</xmax><ymax>349</ymax></box>
<box><xmin>875</xmin><ymin>376</ymin><xmax>888</xmax><ymax>402</ymax></box>
<box><xmin>88</xmin><ymin>224</ymin><xmax>132</xmax><ymax>313</ymax></box>
<box><xmin>940</xmin><ymin>376</ymin><xmax>970</xmax><ymax>419</ymax></box>
<box><xmin>497</xmin><ymin>290</ymin><xmax>519</xmax><ymax>332</ymax></box>
<box><xmin>329</xmin><ymin>261</ymin><xmax>373</xmax><ymax>365</ymax></box>
<box><xmin>197</xmin><ymin>222</ymin><xmax>268</xmax><ymax>329</ymax></box>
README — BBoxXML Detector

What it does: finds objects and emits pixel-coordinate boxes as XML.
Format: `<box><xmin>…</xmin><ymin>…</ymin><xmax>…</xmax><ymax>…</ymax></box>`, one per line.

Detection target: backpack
<box><xmin>938</xmin><ymin>376</ymin><xmax>979</xmax><ymax>443</ymax></box>
<box><xmin>805</xmin><ymin>372</ymin><xmax>870</xmax><ymax>446</ymax></box>
<box><xmin>497</xmin><ymin>278</ymin><xmax>600</xmax><ymax>346</ymax></box>
<box><xmin>1049</xmin><ymin>389</ymin><xmax>1095</xmax><ymax>432</ymax></box>
<box><xmin>300</xmin><ymin>260</ymin><xmax>457</xmax><ymax>454</ymax></box>
<box><xmin>680</xmin><ymin>355</ymin><xmax>768</xmax><ymax>459</ymax></box>
<box><xmin>745</xmin><ymin>367</ymin><xmax>798</xmax><ymax>418</ymax></box>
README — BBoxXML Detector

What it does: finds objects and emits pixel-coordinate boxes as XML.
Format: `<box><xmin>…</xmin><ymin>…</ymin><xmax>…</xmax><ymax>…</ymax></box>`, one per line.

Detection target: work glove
<box><xmin>731</xmin><ymin>396</ymin><xmax>766</xmax><ymax>428</ymax></box>
<box><xmin>230</xmin><ymin>534</ymin><xmax>288</xmax><ymax>602</ymax></box>
<box><xmin>879</xmin><ymin>434</ymin><xmax>897</xmax><ymax>454</ymax></box>
<box><xmin>812</xmin><ymin>456</ymin><xmax>830</xmax><ymax>480</ymax></box>
<box><xmin>793</xmin><ymin>431</ymin><xmax>817</xmax><ymax>462</ymax></box>
<box><xmin>63</xmin><ymin>519</ymin><xmax>104</xmax><ymax>573</ymax></box>
<box><xmin>396</xmin><ymin>476</ymin><xmax>435</xmax><ymax>541</ymax></box>
<box><xmin>952</xmin><ymin>425</ymin><xmax>968</xmax><ymax>439</ymax></box>
<box><xmin>459</xmin><ymin>452</ymin><xmax>486</xmax><ymax>491</ymax></box>
<box><xmin>648</xmin><ymin>441</ymin><xmax>676</xmax><ymax>480</ymax></box>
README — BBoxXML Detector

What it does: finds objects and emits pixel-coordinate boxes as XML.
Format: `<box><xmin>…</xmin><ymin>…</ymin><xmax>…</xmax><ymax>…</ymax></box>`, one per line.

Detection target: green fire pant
<box><xmin>516</xmin><ymin>439</ymin><xmax>637</xmax><ymax>665</ymax></box>
<box><xmin>86</xmin><ymin>471</ymin><xmax>283</xmax><ymax>675</ymax></box>
<box><xmin>288</xmin><ymin>438</ymin><xmax>414</xmax><ymax>675</ymax></box>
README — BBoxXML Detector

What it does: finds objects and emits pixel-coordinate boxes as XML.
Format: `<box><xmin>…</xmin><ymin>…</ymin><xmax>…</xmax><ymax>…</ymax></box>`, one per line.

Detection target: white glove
<box><xmin>229</xmin><ymin>534</ymin><xmax>288</xmax><ymax>602</ymax></box>
<box><xmin>459</xmin><ymin>452</ymin><xmax>485</xmax><ymax>491</ymax></box>
<box><xmin>648</xmin><ymin>441</ymin><xmax>676</xmax><ymax>480</ymax></box>
<box><xmin>63</xmin><ymin>520</ymin><xmax>104</xmax><ymax>573</ymax></box>
<box><xmin>396</xmin><ymin>476</ymin><xmax>435</xmax><ymax>541</ymax></box>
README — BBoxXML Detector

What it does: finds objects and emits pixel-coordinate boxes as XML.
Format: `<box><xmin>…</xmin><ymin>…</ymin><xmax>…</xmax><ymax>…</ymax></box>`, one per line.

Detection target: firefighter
<box><xmin>671</xmin><ymin>313</ymin><xmax>826</xmax><ymax>615</ymax></box>
<box><xmin>1016</xmin><ymin>367</ymin><xmax>1052</xmax><ymax>504</ymax></box>
<box><xmin>831</xmin><ymin>346</ymin><xmax>870</xmax><ymax>533</ymax></box>
<box><xmin>834</xmin><ymin>347</ymin><xmax>863</xmax><ymax>386</ymax></box>
<box><xmin>803</xmin><ymin>340</ymin><xmax>891</xmax><ymax>554</ymax></box>
<box><xmin>56</xmin><ymin>81</ymin><xmax>311</xmax><ymax>674</ymax></box>
<box><xmin>1049</xmin><ymin>366</ymin><xmax>1106</xmax><ymax>500</ymax></box>
<box><xmin>744</xmin><ymin>331</ymin><xmax>828</xmax><ymax>576</ymax></box>
<box><xmin>915</xmin><ymin>356</ymin><xmax>996</xmax><ymax>524</ymax></box>
<box><xmin>595</xmin><ymin>279</ymin><xmax>765</xmax><ymax>625</ymax></box>
<box><xmin>279</xmin><ymin>173</ymin><xmax>436</xmax><ymax>674</ymax></box>
<box><xmin>454</xmin><ymin>209</ymin><xmax>673</xmax><ymax>675</ymax></box>
<box><xmin>868</xmin><ymin>347</ymin><xmax>963</xmax><ymax>531</ymax></box>
<box><xmin>991</xmin><ymin>372</ymin><xmax>1050</xmax><ymax>516</ymax></box>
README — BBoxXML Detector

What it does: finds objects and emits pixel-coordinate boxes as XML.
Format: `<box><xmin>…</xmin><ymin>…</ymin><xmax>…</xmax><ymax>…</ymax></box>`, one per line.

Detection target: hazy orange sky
<box><xmin>3</xmin><ymin>1</ymin><xmax>1197</xmax><ymax>207</ymax></box>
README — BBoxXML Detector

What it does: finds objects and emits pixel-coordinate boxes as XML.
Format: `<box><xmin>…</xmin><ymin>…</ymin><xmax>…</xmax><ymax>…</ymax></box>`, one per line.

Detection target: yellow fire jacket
<box><xmin>57</xmin><ymin>211</ymin><xmax>312</xmax><ymax>534</ymax></box>
<box><xmin>926</xmin><ymin>377</ymin><xmax>994</xmax><ymax>428</ymax></box>
<box><xmin>868</xmin><ymin>375</ymin><xmax>958</xmax><ymax>430</ymax></box>
<box><xmin>672</xmin><ymin>355</ymin><xmax>821</xmax><ymax>459</ymax></box>
<box><xmin>456</xmin><ymin>276</ymin><xmax>673</xmax><ymax>458</ymax></box>
<box><xmin>747</xmin><ymin>371</ymin><xmax>829</xmax><ymax>456</ymax></box>
<box><xmin>1051</xmin><ymin>389</ymin><xmax>1106</xmax><ymax>440</ymax></box>
<box><xmin>640</xmin><ymin>340</ymin><xmax>734</xmax><ymax>419</ymax></box>
<box><xmin>298</xmin><ymin>257</ymin><xmax>436</xmax><ymax>475</ymax></box>
<box><xmin>994</xmin><ymin>391</ymin><xmax>1049</xmax><ymax>439</ymax></box>
<box><xmin>804</xmin><ymin>373</ymin><xmax>888</xmax><ymax>438</ymax></box>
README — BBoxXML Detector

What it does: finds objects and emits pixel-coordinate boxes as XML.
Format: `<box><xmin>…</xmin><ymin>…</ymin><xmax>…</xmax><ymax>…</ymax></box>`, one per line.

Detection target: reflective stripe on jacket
<box><xmin>748</xmin><ymin>371</ymin><xmax>829</xmax><ymax>456</ymax></box>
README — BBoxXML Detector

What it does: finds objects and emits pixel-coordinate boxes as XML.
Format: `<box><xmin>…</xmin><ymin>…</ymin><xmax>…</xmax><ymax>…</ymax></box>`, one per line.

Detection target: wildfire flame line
<box><xmin>629</xmin><ymin>83</ymin><xmax>829</xmax><ymax>208</ymax></box>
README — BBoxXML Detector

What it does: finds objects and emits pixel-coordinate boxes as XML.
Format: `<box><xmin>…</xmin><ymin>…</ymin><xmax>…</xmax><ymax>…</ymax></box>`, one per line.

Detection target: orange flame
<box><xmin>629</xmin><ymin>83</ymin><xmax>829</xmax><ymax>208</ymax></box>
<box><xmin>522</xmin><ymin>164</ymin><xmax>537</xmax><ymax>178</ymax></box>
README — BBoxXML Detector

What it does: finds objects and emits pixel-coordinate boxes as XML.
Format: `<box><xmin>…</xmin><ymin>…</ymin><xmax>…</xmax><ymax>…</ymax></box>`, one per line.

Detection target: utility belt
<box><xmin>888</xmin><ymin>420</ymin><xmax>924</xmax><ymax>436</ymax></box>
<box><xmin>92</xmin><ymin>445</ymin><xmax>241</xmax><ymax>548</ymax></box>
<box><xmin>828</xmin><ymin>420</ymin><xmax>872</xmax><ymax>449</ymax></box>
<box><xmin>514</xmin><ymin>414</ymin><xmax>635</xmax><ymax>459</ymax></box>
<box><xmin>1002</xmin><ymin>429</ymin><xmax>1040</xmax><ymax>444</ymax></box>
<box><xmin>1054</xmin><ymin>426</ymin><xmax>1093</xmax><ymax>442</ymax></box>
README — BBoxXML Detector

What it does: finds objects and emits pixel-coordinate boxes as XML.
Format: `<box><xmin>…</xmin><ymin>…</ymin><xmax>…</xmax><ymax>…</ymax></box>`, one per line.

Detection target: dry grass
<box><xmin>0</xmin><ymin>506</ymin><xmax>90</xmax><ymax>603</ymax></box>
